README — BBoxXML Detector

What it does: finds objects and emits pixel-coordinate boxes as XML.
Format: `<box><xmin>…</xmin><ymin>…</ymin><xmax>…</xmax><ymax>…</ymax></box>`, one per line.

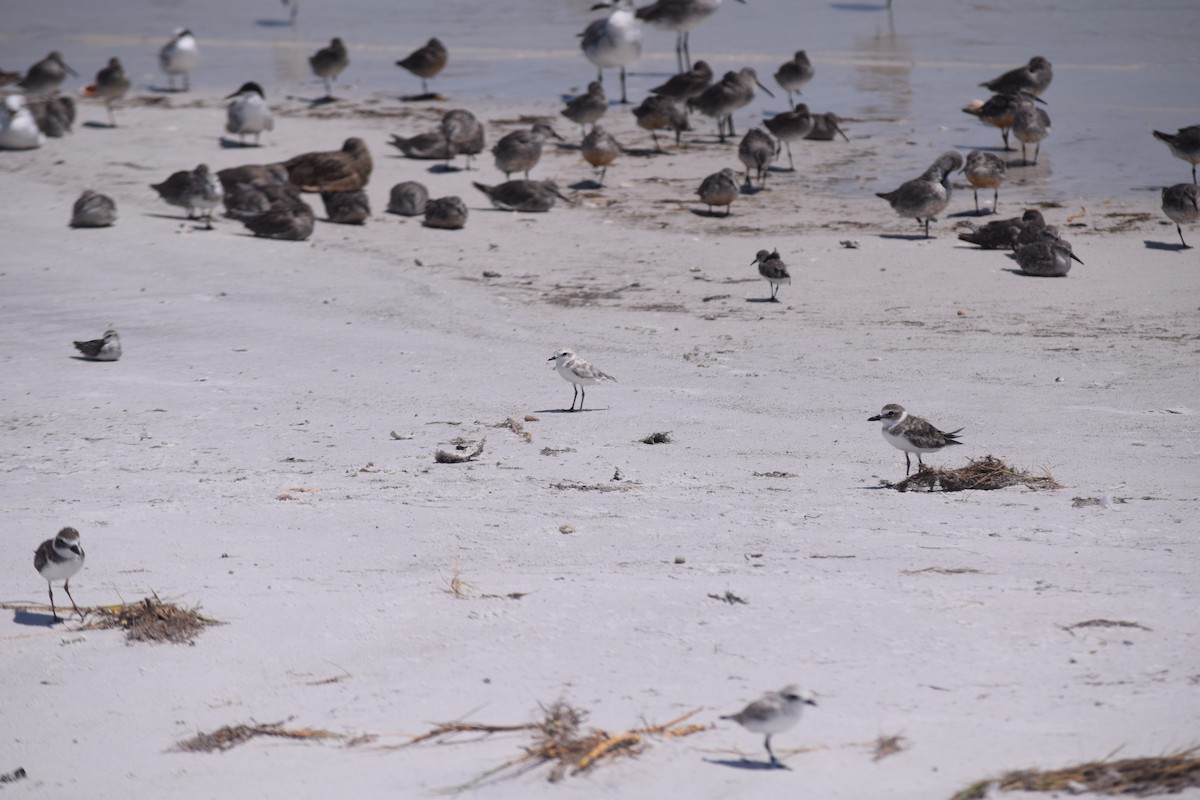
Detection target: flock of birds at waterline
<box><xmin>2</xmin><ymin>4</ymin><xmax>1198</xmax><ymax>258</ymax></box>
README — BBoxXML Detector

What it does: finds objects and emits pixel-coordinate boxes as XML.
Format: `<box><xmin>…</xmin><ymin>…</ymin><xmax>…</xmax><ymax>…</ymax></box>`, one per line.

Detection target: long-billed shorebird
<box><xmin>309</xmin><ymin>37</ymin><xmax>348</xmax><ymax>100</ymax></box>
<box><xmin>1153</xmin><ymin>126</ymin><xmax>1200</xmax><ymax>184</ymax></box>
<box><xmin>396</xmin><ymin>37</ymin><xmax>448</xmax><ymax>96</ymax></box>
<box><xmin>473</xmin><ymin>179</ymin><xmax>570</xmax><ymax>212</ymax></box>
<box><xmin>160</xmin><ymin>29</ymin><xmax>198</xmax><ymax>92</ymax></box>
<box><xmin>19</xmin><ymin>51</ymin><xmax>77</xmax><ymax>95</ymax></box>
<box><xmin>763</xmin><ymin>104</ymin><xmax>813</xmax><ymax>170</ymax></box>
<box><xmin>649</xmin><ymin>59</ymin><xmax>712</xmax><ymax>103</ymax></box>
<box><xmin>963</xmin><ymin>150</ymin><xmax>1006</xmax><ymax>213</ymax></box>
<box><xmin>91</xmin><ymin>57</ymin><xmax>131</xmax><ymax>127</ymax></box>
<box><xmin>1014</xmin><ymin>229</ymin><xmax>1083</xmax><ymax>277</ymax></box>
<box><xmin>580</xmin><ymin>0</ymin><xmax>643</xmax><ymax>105</ymax></box>
<box><xmin>805</xmin><ymin>111</ymin><xmax>849</xmax><ymax>142</ymax></box>
<box><xmin>635</xmin><ymin>0</ymin><xmax>743</xmax><ymax>72</ymax></box>
<box><xmin>774</xmin><ymin>50</ymin><xmax>813</xmax><ymax>109</ymax></box>
<box><xmin>689</xmin><ymin>67</ymin><xmax>772</xmax><ymax>142</ymax></box>
<box><xmin>876</xmin><ymin>151</ymin><xmax>964</xmax><ymax>238</ymax></box>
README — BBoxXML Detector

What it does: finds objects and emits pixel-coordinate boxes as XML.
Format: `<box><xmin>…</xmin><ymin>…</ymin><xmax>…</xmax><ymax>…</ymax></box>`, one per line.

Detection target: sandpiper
<box><xmin>1014</xmin><ymin>229</ymin><xmax>1083</xmax><ymax>277</ymax></box>
<box><xmin>962</xmin><ymin>93</ymin><xmax>1023</xmax><ymax>151</ymax></box>
<box><xmin>19</xmin><ymin>51</ymin><xmax>77</xmax><ymax>95</ymax></box>
<box><xmin>396</xmin><ymin>37</ymin><xmax>448</xmax><ymax>96</ymax></box>
<box><xmin>34</xmin><ymin>527</ymin><xmax>85</xmax><ymax>622</ymax></box>
<box><xmin>90</xmin><ymin>57</ymin><xmax>130</xmax><ymax>127</ymax></box>
<box><xmin>160</xmin><ymin>29</ymin><xmax>198</xmax><ymax>92</ymax></box>
<box><xmin>957</xmin><ymin>209</ymin><xmax>1045</xmax><ymax>250</ymax></box>
<box><xmin>774</xmin><ymin>50</ymin><xmax>814</xmax><ymax>109</ymax></box>
<box><xmin>388</xmin><ymin>130</ymin><xmax>453</xmax><ymax>160</ymax></box>
<box><xmin>635</xmin><ymin>0</ymin><xmax>743</xmax><ymax>72</ymax></box>
<box><xmin>580</xmin><ymin>0</ymin><xmax>643</xmax><ymax>105</ymax></box>
<box><xmin>980</xmin><ymin>56</ymin><xmax>1052</xmax><ymax>99</ymax></box>
<box><xmin>752</xmin><ymin>249</ymin><xmax>790</xmax><ymax>301</ymax></box>
<box><xmin>632</xmin><ymin>95</ymin><xmax>688</xmax><ymax>150</ymax></box>
<box><xmin>225</xmin><ymin>81</ymin><xmax>274</xmax><ymax>145</ymax></box>
<box><xmin>876</xmin><ymin>151</ymin><xmax>964</xmax><ymax>238</ymax></box>
<box><xmin>441</xmin><ymin>109</ymin><xmax>485</xmax><ymax>170</ymax></box>
<box><xmin>387</xmin><ymin>181</ymin><xmax>429</xmax><ymax>216</ymax></box>
<box><xmin>28</xmin><ymin>95</ymin><xmax>75</xmax><ymax>138</ymax></box>
<box><xmin>232</xmin><ymin>200</ymin><xmax>315</xmax><ymax>240</ymax></box>
<box><xmin>804</xmin><ymin>111</ymin><xmax>849</xmax><ymax>142</ymax></box>
<box><xmin>73</xmin><ymin>329</ymin><xmax>121</xmax><ymax>361</ymax></box>
<box><xmin>763</xmin><ymin>104</ymin><xmax>814</xmax><ymax>170</ymax></box>
<box><xmin>549</xmin><ymin>349</ymin><xmax>616</xmax><ymax>412</ymax></box>
<box><xmin>721</xmin><ymin>686</ymin><xmax>816</xmax><ymax>769</ymax></box>
<box><xmin>649</xmin><ymin>59</ymin><xmax>712</xmax><ymax>103</ymax></box>
<box><xmin>1012</xmin><ymin>97</ymin><xmax>1050</xmax><ymax>165</ymax></box>
<box><xmin>472</xmin><ymin>179</ymin><xmax>570</xmax><ymax>212</ymax></box>
<box><xmin>561</xmin><ymin>81</ymin><xmax>608</xmax><ymax>135</ymax></box>
<box><xmin>1153</xmin><ymin>126</ymin><xmax>1200</xmax><ymax>184</ymax></box>
<box><xmin>423</xmin><ymin>195</ymin><xmax>469</xmax><ymax>229</ymax></box>
<box><xmin>283</xmin><ymin>137</ymin><xmax>372</xmax><ymax>191</ymax></box>
<box><xmin>309</xmin><ymin>37</ymin><xmax>348</xmax><ymax>99</ymax></box>
<box><xmin>322</xmin><ymin>190</ymin><xmax>369</xmax><ymax>224</ymax></box>
<box><xmin>963</xmin><ymin>150</ymin><xmax>1006</xmax><ymax>213</ymax></box>
<box><xmin>150</xmin><ymin>163</ymin><xmax>223</xmax><ymax>228</ymax></box>
<box><xmin>581</xmin><ymin>125</ymin><xmax>621</xmax><ymax>186</ymax></box>
<box><xmin>1161</xmin><ymin>183</ymin><xmax>1199</xmax><ymax>248</ymax></box>
<box><xmin>696</xmin><ymin>167</ymin><xmax>738</xmax><ymax>215</ymax></box>
<box><xmin>0</xmin><ymin>95</ymin><xmax>45</xmax><ymax>150</ymax></box>
<box><xmin>868</xmin><ymin>404</ymin><xmax>963</xmax><ymax>475</ymax></box>
<box><xmin>738</xmin><ymin>128</ymin><xmax>777</xmax><ymax>189</ymax></box>
<box><xmin>689</xmin><ymin>67</ymin><xmax>771</xmax><ymax>142</ymax></box>
<box><xmin>70</xmin><ymin>190</ymin><xmax>118</xmax><ymax>228</ymax></box>
<box><xmin>493</xmin><ymin>123</ymin><xmax>563</xmax><ymax>179</ymax></box>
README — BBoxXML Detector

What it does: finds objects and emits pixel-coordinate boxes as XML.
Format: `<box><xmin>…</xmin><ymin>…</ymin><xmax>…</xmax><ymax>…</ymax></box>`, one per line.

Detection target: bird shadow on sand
<box><xmin>254</xmin><ymin>18</ymin><xmax>295</xmax><ymax>27</ymax></box>
<box><xmin>300</xmin><ymin>95</ymin><xmax>339</xmax><ymax>107</ymax></box>
<box><xmin>1144</xmin><ymin>240</ymin><xmax>1191</xmax><ymax>252</ymax></box>
<box><xmin>401</xmin><ymin>92</ymin><xmax>446</xmax><ymax>102</ymax></box>
<box><xmin>878</xmin><ymin>233</ymin><xmax>932</xmax><ymax>241</ymax></box>
<box><xmin>82</xmin><ymin>121</ymin><xmax>117</xmax><ymax>130</ymax></box>
<box><xmin>746</xmin><ymin>297</ymin><xmax>782</xmax><ymax>304</ymax></box>
<box><xmin>1001</xmin><ymin>267</ymin><xmax>1062</xmax><ymax>278</ymax></box>
<box><xmin>147</xmin><ymin>85</ymin><xmax>188</xmax><ymax>94</ymax></box>
<box><xmin>704</xmin><ymin>757</ymin><xmax>790</xmax><ymax>771</ymax></box>
<box><xmin>68</xmin><ymin>355</ymin><xmax>116</xmax><ymax>362</ymax></box>
<box><xmin>740</xmin><ymin>185</ymin><xmax>768</xmax><ymax>196</ymax></box>
<box><xmin>569</xmin><ymin>179</ymin><xmax>604</xmax><ymax>190</ymax></box>
<box><xmin>143</xmin><ymin>212</ymin><xmax>217</xmax><ymax>229</ymax></box>
<box><xmin>219</xmin><ymin>136</ymin><xmax>264</xmax><ymax>149</ymax></box>
<box><xmin>533</xmin><ymin>408</ymin><xmax>607</xmax><ymax>415</ymax></box>
<box><xmin>949</xmin><ymin>209</ymin><xmax>995</xmax><ymax>218</ymax></box>
<box><xmin>690</xmin><ymin>208</ymin><xmax>733</xmax><ymax>218</ymax></box>
<box><xmin>12</xmin><ymin>609</ymin><xmax>64</xmax><ymax>628</ymax></box>
<box><xmin>553</xmin><ymin>142</ymin><xmax>583</xmax><ymax>152</ymax></box>
<box><xmin>953</xmin><ymin>144</ymin><xmax>1014</xmax><ymax>154</ymax></box>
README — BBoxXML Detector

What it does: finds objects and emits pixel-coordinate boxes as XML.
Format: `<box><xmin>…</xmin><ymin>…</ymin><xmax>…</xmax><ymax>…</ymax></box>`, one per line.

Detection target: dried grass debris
<box><xmin>435</xmin><ymin>438</ymin><xmax>485</xmax><ymax>463</ymax></box>
<box><xmin>902</xmin><ymin>567</ymin><xmax>981</xmax><ymax>576</ymax></box>
<box><xmin>707</xmin><ymin>590</ymin><xmax>748</xmax><ymax>605</ymax></box>
<box><xmin>176</xmin><ymin>719</ymin><xmax>342</xmax><ymax>753</ymax></box>
<box><xmin>0</xmin><ymin>767</ymin><xmax>27</xmax><ymax>785</ymax></box>
<box><xmin>885</xmin><ymin>455</ymin><xmax>1062</xmax><ymax>493</ymax></box>
<box><xmin>1064</xmin><ymin>619</ymin><xmax>1152</xmax><ymax>633</ymax></box>
<box><xmin>85</xmin><ymin>594</ymin><xmax>222</xmax><ymax>644</ymax></box>
<box><xmin>950</xmin><ymin>747</ymin><xmax>1200</xmax><ymax>799</ymax></box>
<box><xmin>548</xmin><ymin>481</ymin><xmax>632</xmax><ymax>492</ymax></box>
<box><xmin>872</xmin><ymin>733</ymin><xmax>908</xmax><ymax>761</ymax></box>
<box><xmin>497</xmin><ymin>417</ymin><xmax>533</xmax><ymax>442</ymax></box>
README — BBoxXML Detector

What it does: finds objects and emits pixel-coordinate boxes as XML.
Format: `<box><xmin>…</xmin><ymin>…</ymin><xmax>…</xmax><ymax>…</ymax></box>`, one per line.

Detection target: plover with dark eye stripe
<box><xmin>34</xmin><ymin>527</ymin><xmax>86</xmax><ymax>622</ymax></box>
<box><xmin>73</xmin><ymin>329</ymin><xmax>121</xmax><ymax>361</ymax></box>
<box><xmin>549</xmin><ymin>349</ymin><xmax>615</xmax><ymax>412</ymax></box>
<box><xmin>721</xmin><ymin>686</ymin><xmax>816</xmax><ymax>769</ymax></box>
<box><xmin>868</xmin><ymin>404</ymin><xmax>963</xmax><ymax>475</ymax></box>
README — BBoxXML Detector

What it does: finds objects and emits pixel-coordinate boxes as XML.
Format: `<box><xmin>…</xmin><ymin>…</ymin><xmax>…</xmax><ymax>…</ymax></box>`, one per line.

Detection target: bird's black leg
<box><xmin>1033</xmin><ymin>142</ymin><xmax>1040</xmax><ymax>165</ymax></box>
<box><xmin>974</xmin><ymin>188</ymin><xmax>980</xmax><ymax>213</ymax></box>
<box><xmin>1001</xmin><ymin>128</ymin><xmax>1011</xmax><ymax>151</ymax></box>
<box><xmin>683</xmin><ymin>32</ymin><xmax>691</xmax><ymax>71</ymax></box>
<box><xmin>64</xmin><ymin>579</ymin><xmax>83</xmax><ymax>620</ymax></box>
<box><xmin>1177</xmin><ymin>224</ymin><xmax>1189</xmax><ymax>248</ymax></box>
<box><xmin>48</xmin><ymin>584</ymin><xmax>60</xmax><ymax>622</ymax></box>
<box><xmin>764</xmin><ymin>734</ymin><xmax>780</xmax><ymax>768</ymax></box>
<box><xmin>905</xmin><ymin>452</ymin><xmax>912</xmax><ymax>476</ymax></box>
<box><xmin>569</xmin><ymin>384</ymin><xmax>579</xmax><ymax>412</ymax></box>
<box><xmin>619</xmin><ymin>67</ymin><xmax>628</xmax><ymax>104</ymax></box>
<box><xmin>579</xmin><ymin>387</ymin><xmax>586</xmax><ymax>411</ymax></box>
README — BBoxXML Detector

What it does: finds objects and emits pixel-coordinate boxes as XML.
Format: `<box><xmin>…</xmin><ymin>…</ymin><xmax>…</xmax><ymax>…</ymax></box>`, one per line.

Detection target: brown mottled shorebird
<box><xmin>441</xmin><ymin>109</ymin><xmax>485</xmax><ymax>170</ymax></box>
<box><xmin>89</xmin><ymin>57</ymin><xmax>130</xmax><ymax>127</ymax></box>
<box><xmin>581</xmin><ymin>125</ymin><xmax>621</xmax><ymax>185</ymax></box>
<box><xmin>980</xmin><ymin>56</ymin><xmax>1052</xmax><ymax>99</ymax></box>
<box><xmin>1161</xmin><ymin>183</ymin><xmax>1199</xmax><ymax>248</ymax></box>
<box><xmin>774</xmin><ymin>50</ymin><xmax>813</xmax><ymax>109</ymax></box>
<box><xmin>28</xmin><ymin>95</ymin><xmax>76</xmax><ymax>138</ymax></box>
<box><xmin>632</xmin><ymin>95</ymin><xmax>688</xmax><ymax>150</ymax></box>
<box><xmin>19</xmin><ymin>51</ymin><xmax>77</xmax><ymax>95</ymax></box>
<box><xmin>34</xmin><ymin>527</ymin><xmax>85</xmax><ymax>622</ymax></box>
<box><xmin>1012</xmin><ymin>97</ymin><xmax>1050</xmax><ymax>165</ymax></box>
<box><xmin>696</xmin><ymin>167</ymin><xmax>738</xmax><ymax>215</ymax></box>
<box><xmin>70</xmin><ymin>190</ymin><xmax>117</xmax><ymax>228</ymax></box>
<box><xmin>689</xmin><ymin>67</ymin><xmax>772</xmax><ymax>142</ymax></box>
<box><xmin>492</xmin><ymin>123</ymin><xmax>563</xmax><ymax>179</ymax></box>
<box><xmin>963</xmin><ymin>150</ymin><xmax>1006</xmax><ymax>213</ymax></box>
<box><xmin>962</xmin><ymin>93</ymin><xmax>1023</xmax><ymax>151</ymax></box>
<box><xmin>322</xmin><ymin>190</ymin><xmax>369</xmax><ymax>224</ymax></box>
<box><xmin>424</xmin><ymin>196</ymin><xmax>469</xmax><ymax>229</ymax></box>
<box><xmin>151</xmin><ymin>163</ymin><xmax>223</xmax><ymax>228</ymax></box>
<box><xmin>635</xmin><ymin>0</ymin><xmax>743</xmax><ymax>72</ymax></box>
<box><xmin>396</xmin><ymin>37</ymin><xmax>448</xmax><ymax>96</ymax></box>
<box><xmin>763</xmin><ymin>104</ymin><xmax>813</xmax><ymax>170</ymax></box>
<box><xmin>472</xmin><ymin>179</ymin><xmax>570</xmax><ymax>212</ymax></box>
<box><xmin>876</xmin><ymin>151</ymin><xmax>964</xmax><ymax>238</ymax></box>
<box><xmin>649</xmin><ymin>59</ymin><xmax>712</xmax><ymax>103</ymax></box>
<box><xmin>387</xmin><ymin>181</ymin><xmax>429</xmax><ymax>216</ymax></box>
<box><xmin>309</xmin><ymin>37</ymin><xmax>348</xmax><ymax>99</ymax></box>
<box><xmin>804</xmin><ymin>111</ymin><xmax>849</xmax><ymax>142</ymax></box>
<box><xmin>752</xmin><ymin>249</ymin><xmax>790</xmax><ymax>301</ymax></box>
<box><xmin>1153</xmin><ymin>126</ymin><xmax>1200</xmax><ymax>184</ymax></box>
<box><xmin>233</xmin><ymin>200</ymin><xmax>315</xmax><ymax>241</ymax></box>
<box><xmin>958</xmin><ymin>209</ymin><xmax>1045</xmax><ymax>250</ymax></box>
<box><xmin>561</xmin><ymin>81</ymin><xmax>608</xmax><ymax>135</ymax></box>
<box><xmin>388</xmin><ymin>131</ymin><xmax>453</xmax><ymax>160</ymax></box>
<box><xmin>738</xmin><ymin>128</ymin><xmax>777</xmax><ymax>189</ymax></box>
<box><xmin>284</xmin><ymin>137</ymin><xmax>372</xmax><ymax>192</ymax></box>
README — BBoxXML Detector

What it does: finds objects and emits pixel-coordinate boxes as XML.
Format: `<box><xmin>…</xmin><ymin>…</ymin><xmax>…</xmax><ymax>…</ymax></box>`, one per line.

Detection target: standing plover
<box><xmin>774</xmin><ymin>50</ymin><xmax>814</xmax><ymax>109</ymax></box>
<box><xmin>876</xmin><ymin>151</ymin><xmax>964</xmax><ymax>238</ymax></box>
<box><xmin>549</xmin><ymin>349</ymin><xmax>616</xmax><ymax>412</ymax></box>
<box><xmin>225</xmin><ymin>81</ymin><xmax>274</xmax><ymax>145</ymax></box>
<box><xmin>649</xmin><ymin>59</ymin><xmax>712</xmax><ymax>103</ymax></box>
<box><xmin>159</xmin><ymin>29</ymin><xmax>198</xmax><ymax>92</ymax></box>
<box><xmin>763</xmin><ymin>104</ymin><xmax>813</xmax><ymax>170</ymax></box>
<box><xmin>18</xmin><ymin>51</ymin><xmax>77</xmax><ymax>95</ymax></box>
<box><xmin>580</xmin><ymin>0</ymin><xmax>643</xmax><ymax>105</ymax></box>
<box><xmin>34</xmin><ymin>527</ymin><xmax>86</xmax><ymax>622</ymax></box>
<box><xmin>150</xmin><ymin>163</ymin><xmax>223</xmax><ymax>228</ymax></box>
<box><xmin>980</xmin><ymin>56</ymin><xmax>1052</xmax><ymax>98</ymax></box>
<box><xmin>737</xmin><ymin>128</ymin><xmax>777</xmax><ymax>189</ymax></box>
<box><xmin>720</xmin><ymin>685</ymin><xmax>816</xmax><ymax>768</ymax></box>
<box><xmin>396</xmin><ymin>37</ymin><xmax>448</xmax><ymax>96</ymax></box>
<box><xmin>696</xmin><ymin>167</ymin><xmax>738</xmax><ymax>216</ymax></box>
<box><xmin>963</xmin><ymin>150</ymin><xmax>1006</xmax><ymax>213</ymax></box>
<box><xmin>1161</xmin><ymin>183</ymin><xmax>1199</xmax><ymax>248</ymax></box>
<box><xmin>492</xmin><ymin>123</ymin><xmax>563</xmax><ymax>179</ymax></box>
<box><xmin>1153</xmin><ymin>126</ymin><xmax>1200</xmax><ymax>184</ymax></box>
<box><xmin>70</xmin><ymin>190</ymin><xmax>118</xmax><ymax>228</ymax></box>
<box><xmin>581</xmin><ymin>125</ymin><xmax>621</xmax><ymax>186</ymax></box>
<box><xmin>309</xmin><ymin>37</ymin><xmax>348</xmax><ymax>99</ymax></box>
<box><xmin>91</xmin><ymin>57</ymin><xmax>130</xmax><ymax>127</ymax></box>
<box><xmin>561</xmin><ymin>81</ymin><xmax>607</xmax><ymax>135</ymax></box>
<box><xmin>868</xmin><ymin>404</ymin><xmax>963</xmax><ymax>475</ymax></box>
<box><xmin>635</xmin><ymin>0</ymin><xmax>742</xmax><ymax>72</ymax></box>
<box><xmin>752</xmin><ymin>249</ymin><xmax>790</xmax><ymax>302</ymax></box>
<box><xmin>73</xmin><ymin>329</ymin><xmax>121</xmax><ymax>361</ymax></box>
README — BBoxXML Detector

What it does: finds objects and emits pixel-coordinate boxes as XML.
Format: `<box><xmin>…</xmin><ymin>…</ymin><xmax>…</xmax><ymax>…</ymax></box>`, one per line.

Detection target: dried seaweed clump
<box><xmin>950</xmin><ymin>748</ymin><xmax>1200</xmax><ymax>799</ymax></box>
<box><xmin>435</xmin><ymin>438</ymin><xmax>486</xmax><ymax>463</ymax></box>
<box><xmin>640</xmin><ymin>431</ymin><xmax>672</xmax><ymax>444</ymax></box>
<box><xmin>176</xmin><ymin>720</ymin><xmax>342</xmax><ymax>753</ymax></box>
<box><xmin>888</xmin><ymin>455</ymin><xmax>1062</xmax><ymax>493</ymax></box>
<box><xmin>87</xmin><ymin>595</ymin><xmax>222</xmax><ymax>644</ymax></box>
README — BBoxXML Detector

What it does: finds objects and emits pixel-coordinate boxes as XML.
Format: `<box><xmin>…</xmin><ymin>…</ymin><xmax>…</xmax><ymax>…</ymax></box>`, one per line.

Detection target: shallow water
<box><xmin>3</xmin><ymin>0</ymin><xmax>1198</xmax><ymax>200</ymax></box>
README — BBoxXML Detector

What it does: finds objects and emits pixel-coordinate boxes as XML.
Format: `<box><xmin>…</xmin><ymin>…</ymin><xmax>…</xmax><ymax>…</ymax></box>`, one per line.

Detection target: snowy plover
<box><xmin>549</xmin><ymin>349</ymin><xmax>616</xmax><ymax>412</ymax></box>
<box><xmin>721</xmin><ymin>685</ymin><xmax>816</xmax><ymax>768</ymax></box>
<box><xmin>34</xmin><ymin>527</ymin><xmax>85</xmax><ymax>622</ymax></box>
<box><xmin>73</xmin><ymin>329</ymin><xmax>121</xmax><ymax>361</ymax></box>
<box><xmin>869</xmin><ymin>404</ymin><xmax>963</xmax><ymax>475</ymax></box>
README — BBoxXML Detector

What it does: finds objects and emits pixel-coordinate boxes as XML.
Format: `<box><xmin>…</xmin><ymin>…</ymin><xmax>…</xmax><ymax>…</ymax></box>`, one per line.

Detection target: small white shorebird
<box><xmin>34</xmin><ymin>527</ymin><xmax>86</xmax><ymax>622</ymax></box>
<box><xmin>721</xmin><ymin>685</ymin><xmax>816</xmax><ymax>768</ymax></box>
<box><xmin>752</xmin><ymin>249</ymin><xmax>790</xmax><ymax>302</ymax></box>
<box><xmin>73</xmin><ymin>329</ymin><xmax>122</xmax><ymax>361</ymax></box>
<box><xmin>868</xmin><ymin>404</ymin><xmax>963</xmax><ymax>475</ymax></box>
<box><xmin>225</xmin><ymin>81</ymin><xmax>274</xmax><ymax>145</ymax></box>
<box><xmin>0</xmin><ymin>95</ymin><xmax>45</xmax><ymax>150</ymax></box>
<box><xmin>549</xmin><ymin>349</ymin><xmax>616</xmax><ymax>412</ymax></box>
<box><xmin>160</xmin><ymin>28</ymin><xmax>199</xmax><ymax>92</ymax></box>
<box><xmin>580</xmin><ymin>0</ymin><xmax>643</xmax><ymax>105</ymax></box>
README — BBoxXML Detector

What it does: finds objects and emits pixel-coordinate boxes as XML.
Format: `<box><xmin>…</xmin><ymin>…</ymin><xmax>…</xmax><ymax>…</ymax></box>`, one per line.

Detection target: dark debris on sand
<box><xmin>86</xmin><ymin>594</ymin><xmax>222</xmax><ymax>644</ymax></box>
<box><xmin>951</xmin><ymin>747</ymin><xmax>1200</xmax><ymax>799</ymax></box>
<box><xmin>883</xmin><ymin>455</ymin><xmax>1062</xmax><ymax>493</ymax></box>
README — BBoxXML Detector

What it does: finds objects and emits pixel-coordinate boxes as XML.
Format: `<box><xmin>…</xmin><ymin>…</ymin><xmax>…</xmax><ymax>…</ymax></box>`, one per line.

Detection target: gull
<box><xmin>160</xmin><ymin>29</ymin><xmax>198</xmax><ymax>92</ymax></box>
<box><xmin>580</xmin><ymin>0</ymin><xmax>643</xmax><ymax>105</ymax></box>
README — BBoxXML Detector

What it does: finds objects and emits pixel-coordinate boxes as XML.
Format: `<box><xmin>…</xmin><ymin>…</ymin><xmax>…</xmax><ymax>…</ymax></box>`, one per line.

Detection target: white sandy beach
<box><xmin>2</xmin><ymin>36</ymin><xmax>1200</xmax><ymax>800</ymax></box>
